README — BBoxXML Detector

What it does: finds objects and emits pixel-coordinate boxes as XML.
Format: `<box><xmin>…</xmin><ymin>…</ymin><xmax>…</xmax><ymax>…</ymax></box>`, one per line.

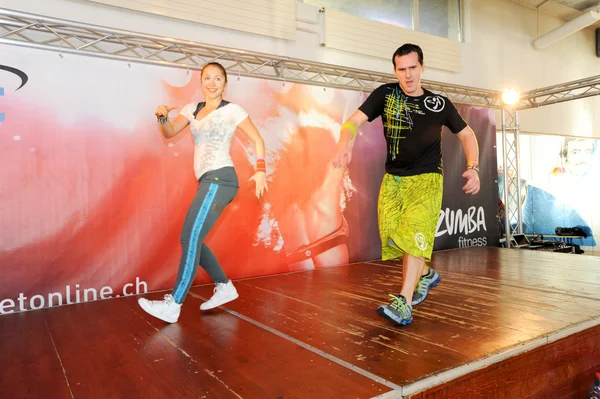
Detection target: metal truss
<box><xmin>518</xmin><ymin>74</ymin><xmax>600</xmax><ymax>109</ymax></box>
<box><xmin>500</xmin><ymin>108</ymin><xmax>523</xmax><ymax>246</ymax></box>
<box><xmin>0</xmin><ymin>8</ymin><xmax>503</xmax><ymax>108</ymax></box>
<box><xmin>2</xmin><ymin>8</ymin><xmax>598</xmax><ymax>247</ymax></box>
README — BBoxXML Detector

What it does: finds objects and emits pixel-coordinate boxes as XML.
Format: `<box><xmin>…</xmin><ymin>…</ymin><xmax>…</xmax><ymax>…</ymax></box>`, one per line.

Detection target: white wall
<box><xmin>461</xmin><ymin>0</ymin><xmax>600</xmax><ymax>138</ymax></box>
<box><xmin>1</xmin><ymin>0</ymin><xmax>599</xmax><ymax>136</ymax></box>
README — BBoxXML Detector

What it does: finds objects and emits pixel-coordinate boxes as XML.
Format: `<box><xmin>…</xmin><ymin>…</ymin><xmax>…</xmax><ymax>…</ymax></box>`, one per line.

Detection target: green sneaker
<box><xmin>412</xmin><ymin>268</ymin><xmax>441</xmax><ymax>306</ymax></box>
<box><xmin>377</xmin><ymin>294</ymin><xmax>413</xmax><ymax>326</ymax></box>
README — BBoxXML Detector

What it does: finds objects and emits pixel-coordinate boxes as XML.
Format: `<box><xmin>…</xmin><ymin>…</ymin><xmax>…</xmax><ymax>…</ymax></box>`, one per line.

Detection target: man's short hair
<box><xmin>392</xmin><ymin>43</ymin><xmax>424</xmax><ymax>67</ymax></box>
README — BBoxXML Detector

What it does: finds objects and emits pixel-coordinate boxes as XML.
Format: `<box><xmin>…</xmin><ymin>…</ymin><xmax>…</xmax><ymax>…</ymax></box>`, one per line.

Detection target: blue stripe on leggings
<box><xmin>0</xmin><ymin>87</ymin><xmax>4</xmax><ymax>122</ymax></box>
<box><xmin>174</xmin><ymin>183</ymin><xmax>219</xmax><ymax>302</ymax></box>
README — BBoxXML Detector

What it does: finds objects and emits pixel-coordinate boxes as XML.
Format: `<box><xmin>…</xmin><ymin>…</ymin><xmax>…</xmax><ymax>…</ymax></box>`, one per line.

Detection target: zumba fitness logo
<box><xmin>436</xmin><ymin>206</ymin><xmax>487</xmax><ymax>237</ymax></box>
<box><xmin>0</xmin><ymin>65</ymin><xmax>29</xmax><ymax>122</ymax></box>
<box><xmin>414</xmin><ymin>232</ymin><xmax>428</xmax><ymax>251</ymax></box>
<box><xmin>423</xmin><ymin>96</ymin><xmax>445</xmax><ymax>112</ymax></box>
<box><xmin>436</xmin><ymin>206</ymin><xmax>488</xmax><ymax>248</ymax></box>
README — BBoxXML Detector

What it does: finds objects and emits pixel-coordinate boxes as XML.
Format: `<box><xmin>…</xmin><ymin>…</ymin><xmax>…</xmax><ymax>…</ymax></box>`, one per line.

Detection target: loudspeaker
<box><xmin>597</xmin><ymin>28</ymin><xmax>600</xmax><ymax>57</ymax></box>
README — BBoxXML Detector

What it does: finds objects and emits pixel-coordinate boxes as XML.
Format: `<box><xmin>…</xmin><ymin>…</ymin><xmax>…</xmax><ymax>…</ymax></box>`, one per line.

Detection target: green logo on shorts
<box><xmin>414</xmin><ymin>233</ymin><xmax>428</xmax><ymax>251</ymax></box>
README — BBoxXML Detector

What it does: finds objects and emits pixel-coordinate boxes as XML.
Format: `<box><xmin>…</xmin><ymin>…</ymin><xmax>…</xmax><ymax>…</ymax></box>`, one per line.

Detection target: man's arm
<box><xmin>456</xmin><ymin>126</ymin><xmax>480</xmax><ymax>195</ymax></box>
<box><xmin>456</xmin><ymin>126</ymin><xmax>479</xmax><ymax>163</ymax></box>
<box><xmin>332</xmin><ymin>110</ymin><xmax>369</xmax><ymax>168</ymax></box>
<box><xmin>340</xmin><ymin>110</ymin><xmax>369</xmax><ymax>142</ymax></box>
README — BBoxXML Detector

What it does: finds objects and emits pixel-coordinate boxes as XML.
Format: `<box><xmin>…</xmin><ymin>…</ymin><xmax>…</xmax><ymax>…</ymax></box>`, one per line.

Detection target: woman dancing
<box><xmin>138</xmin><ymin>62</ymin><xmax>267</xmax><ymax>323</ymax></box>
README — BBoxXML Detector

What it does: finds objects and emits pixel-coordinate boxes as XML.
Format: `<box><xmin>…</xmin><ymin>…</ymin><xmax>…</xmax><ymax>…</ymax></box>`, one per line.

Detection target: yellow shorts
<box><xmin>378</xmin><ymin>173</ymin><xmax>443</xmax><ymax>261</ymax></box>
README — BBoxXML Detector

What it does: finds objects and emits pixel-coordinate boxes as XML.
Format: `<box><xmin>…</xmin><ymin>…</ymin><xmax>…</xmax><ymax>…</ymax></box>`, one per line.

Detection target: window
<box><xmin>303</xmin><ymin>0</ymin><xmax>463</xmax><ymax>41</ymax></box>
<box><xmin>417</xmin><ymin>0</ymin><xmax>461</xmax><ymax>41</ymax></box>
<box><xmin>304</xmin><ymin>0</ymin><xmax>414</xmax><ymax>30</ymax></box>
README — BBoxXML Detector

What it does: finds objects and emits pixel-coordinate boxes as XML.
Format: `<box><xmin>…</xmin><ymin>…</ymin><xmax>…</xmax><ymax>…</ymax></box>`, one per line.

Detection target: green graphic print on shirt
<box><xmin>359</xmin><ymin>83</ymin><xmax>467</xmax><ymax>176</ymax></box>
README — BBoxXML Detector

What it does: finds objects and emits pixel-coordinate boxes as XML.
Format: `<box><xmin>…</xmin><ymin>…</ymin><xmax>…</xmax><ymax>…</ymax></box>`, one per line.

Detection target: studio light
<box><xmin>502</xmin><ymin>88</ymin><xmax>520</xmax><ymax>106</ymax></box>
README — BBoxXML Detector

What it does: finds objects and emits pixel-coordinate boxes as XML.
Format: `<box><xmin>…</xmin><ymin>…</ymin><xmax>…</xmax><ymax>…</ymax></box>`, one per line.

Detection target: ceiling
<box><xmin>554</xmin><ymin>0</ymin><xmax>600</xmax><ymax>12</ymax></box>
<box><xmin>507</xmin><ymin>0</ymin><xmax>600</xmax><ymax>27</ymax></box>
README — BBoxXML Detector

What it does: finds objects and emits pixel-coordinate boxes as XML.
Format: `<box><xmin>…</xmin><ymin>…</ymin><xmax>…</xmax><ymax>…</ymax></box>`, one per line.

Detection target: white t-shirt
<box><xmin>179</xmin><ymin>101</ymin><xmax>248</xmax><ymax>179</ymax></box>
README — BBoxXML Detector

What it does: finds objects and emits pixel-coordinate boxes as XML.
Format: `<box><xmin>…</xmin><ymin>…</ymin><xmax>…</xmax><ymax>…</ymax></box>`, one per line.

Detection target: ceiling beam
<box><xmin>0</xmin><ymin>8</ymin><xmax>504</xmax><ymax>108</ymax></box>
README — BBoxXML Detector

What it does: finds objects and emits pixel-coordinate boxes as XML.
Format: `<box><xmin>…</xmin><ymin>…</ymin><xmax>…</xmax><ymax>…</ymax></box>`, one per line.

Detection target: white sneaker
<box><xmin>200</xmin><ymin>281</ymin><xmax>239</xmax><ymax>310</ymax></box>
<box><xmin>138</xmin><ymin>294</ymin><xmax>181</xmax><ymax>323</ymax></box>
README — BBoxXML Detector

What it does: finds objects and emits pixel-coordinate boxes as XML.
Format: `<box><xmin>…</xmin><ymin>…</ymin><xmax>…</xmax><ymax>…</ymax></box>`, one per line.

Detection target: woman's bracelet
<box><xmin>256</xmin><ymin>158</ymin><xmax>266</xmax><ymax>173</ymax></box>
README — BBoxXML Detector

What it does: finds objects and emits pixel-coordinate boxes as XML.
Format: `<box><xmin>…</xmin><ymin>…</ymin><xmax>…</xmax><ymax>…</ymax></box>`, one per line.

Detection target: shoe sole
<box><xmin>376</xmin><ymin>306</ymin><xmax>412</xmax><ymax>326</ymax></box>
<box><xmin>200</xmin><ymin>292</ymin><xmax>239</xmax><ymax>311</ymax></box>
<box><xmin>411</xmin><ymin>274</ymin><xmax>442</xmax><ymax>306</ymax></box>
<box><xmin>138</xmin><ymin>298</ymin><xmax>178</xmax><ymax>323</ymax></box>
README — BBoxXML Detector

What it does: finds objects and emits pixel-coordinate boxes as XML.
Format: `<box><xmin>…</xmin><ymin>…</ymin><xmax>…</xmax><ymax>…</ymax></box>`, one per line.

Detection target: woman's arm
<box><xmin>237</xmin><ymin>117</ymin><xmax>268</xmax><ymax>198</ymax></box>
<box><xmin>155</xmin><ymin>105</ymin><xmax>190</xmax><ymax>139</ymax></box>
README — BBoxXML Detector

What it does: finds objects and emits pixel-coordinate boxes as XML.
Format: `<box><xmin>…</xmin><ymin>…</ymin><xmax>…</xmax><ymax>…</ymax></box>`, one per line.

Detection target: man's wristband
<box><xmin>342</xmin><ymin>121</ymin><xmax>358</xmax><ymax>138</ymax></box>
<box><xmin>466</xmin><ymin>160</ymin><xmax>479</xmax><ymax>173</ymax></box>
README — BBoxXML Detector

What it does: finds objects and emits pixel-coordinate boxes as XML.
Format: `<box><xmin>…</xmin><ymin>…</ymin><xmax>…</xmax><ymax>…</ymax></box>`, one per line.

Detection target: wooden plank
<box><xmin>39</xmin><ymin>295</ymin><xmax>389</xmax><ymax>398</ymax></box>
<box><xmin>0</xmin><ymin>310</ymin><xmax>73</xmax><ymax>399</ymax></box>
<box><xmin>187</xmin><ymin>256</ymin><xmax>600</xmax><ymax>386</ymax></box>
<box><xmin>245</xmin><ymin>259</ymin><xmax>600</xmax><ymax>338</ymax></box>
<box><xmin>408</xmin><ymin>324</ymin><xmax>600</xmax><ymax>398</ymax></box>
<box><xmin>135</xmin><ymin>294</ymin><xmax>392</xmax><ymax>398</ymax></box>
<box><xmin>43</xmin><ymin>298</ymin><xmax>243</xmax><ymax>399</ymax></box>
<box><xmin>369</xmin><ymin>246</ymin><xmax>600</xmax><ymax>299</ymax></box>
<box><xmin>0</xmin><ymin>308</ymin><xmax>48</xmax><ymax>339</ymax></box>
<box><xmin>189</xmin><ymin>279</ymin><xmax>470</xmax><ymax>386</ymax></box>
<box><xmin>2</xmin><ymin>247</ymin><xmax>600</xmax><ymax>398</ymax></box>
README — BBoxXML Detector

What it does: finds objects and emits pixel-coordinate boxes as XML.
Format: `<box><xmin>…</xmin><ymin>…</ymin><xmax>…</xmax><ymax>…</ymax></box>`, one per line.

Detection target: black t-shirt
<box><xmin>359</xmin><ymin>83</ymin><xmax>467</xmax><ymax>176</ymax></box>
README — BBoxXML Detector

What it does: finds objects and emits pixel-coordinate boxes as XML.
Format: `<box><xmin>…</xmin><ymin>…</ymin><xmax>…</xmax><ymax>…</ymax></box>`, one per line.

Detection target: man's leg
<box><xmin>378</xmin><ymin>174</ymin><xmax>404</xmax><ymax>261</ymax></box>
<box><xmin>377</xmin><ymin>173</ymin><xmax>443</xmax><ymax>325</ymax></box>
<box><xmin>399</xmin><ymin>254</ymin><xmax>426</xmax><ymax>306</ymax></box>
<box><xmin>405</xmin><ymin>173</ymin><xmax>443</xmax><ymax>306</ymax></box>
<box><xmin>412</xmin><ymin>263</ymin><xmax>442</xmax><ymax>306</ymax></box>
<box><xmin>376</xmin><ymin>174</ymin><xmax>413</xmax><ymax>325</ymax></box>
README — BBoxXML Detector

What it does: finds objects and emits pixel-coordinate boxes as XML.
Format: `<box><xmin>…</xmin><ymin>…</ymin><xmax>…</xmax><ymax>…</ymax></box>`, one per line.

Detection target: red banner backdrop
<box><xmin>0</xmin><ymin>47</ymin><xmax>497</xmax><ymax>314</ymax></box>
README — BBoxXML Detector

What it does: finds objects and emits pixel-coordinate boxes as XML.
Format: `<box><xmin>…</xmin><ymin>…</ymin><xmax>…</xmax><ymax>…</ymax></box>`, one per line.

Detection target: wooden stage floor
<box><xmin>2</xmin><ymin>247</ymin><xmax>600</xmax><ymax>399</ymax></box>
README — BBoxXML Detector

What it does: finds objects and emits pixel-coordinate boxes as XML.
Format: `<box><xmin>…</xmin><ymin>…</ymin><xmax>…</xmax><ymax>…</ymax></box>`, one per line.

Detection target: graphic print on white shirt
<box><xmin>179</xmin><ymin>102</ymin><xmax>248</xmax><ymax>179</ymax></box>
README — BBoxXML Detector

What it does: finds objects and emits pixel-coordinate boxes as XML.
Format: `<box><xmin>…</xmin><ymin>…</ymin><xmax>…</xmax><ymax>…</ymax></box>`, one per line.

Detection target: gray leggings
<box><xmin>172</xmin><ymin>167</ymin><xmax>238</xmax><ymax>303</ymax></box>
